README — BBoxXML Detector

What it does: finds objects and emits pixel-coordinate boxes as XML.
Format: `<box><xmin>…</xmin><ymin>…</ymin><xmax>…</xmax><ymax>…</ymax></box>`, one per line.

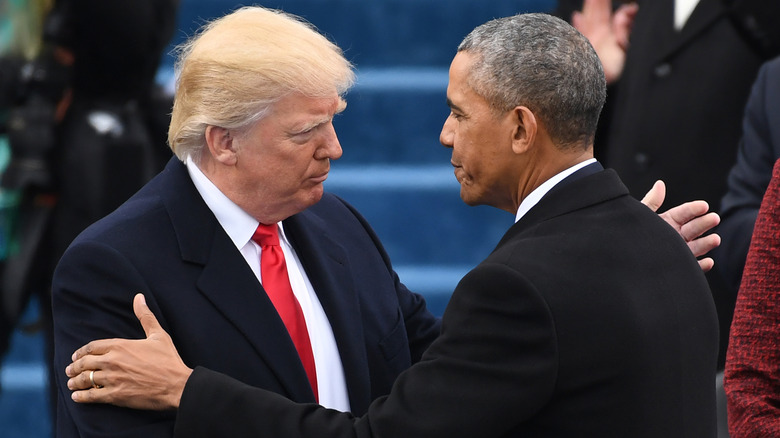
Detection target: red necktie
<box><xmin>252</xmin><ymin>223</ymin><xmax>318</xmax><ymax>401</ymax></box>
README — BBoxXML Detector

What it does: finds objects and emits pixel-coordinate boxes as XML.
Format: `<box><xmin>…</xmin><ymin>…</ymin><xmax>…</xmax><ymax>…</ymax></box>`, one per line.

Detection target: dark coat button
<box><xmin>654</xmin><ymin>63</ymin><xmax>671</xmax><ymax>78</ymax></box>
<box><xmin>634</xmin><ymin>152</ymin><xmax>650</xmax><ymax>170</ymax></box>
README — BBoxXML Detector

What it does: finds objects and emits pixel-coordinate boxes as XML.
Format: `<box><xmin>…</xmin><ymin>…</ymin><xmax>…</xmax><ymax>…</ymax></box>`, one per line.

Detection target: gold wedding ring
<box><xmin>89</xmin><ymin>370</ymin><xmax>103</xmax><ymax>389</ymax></box>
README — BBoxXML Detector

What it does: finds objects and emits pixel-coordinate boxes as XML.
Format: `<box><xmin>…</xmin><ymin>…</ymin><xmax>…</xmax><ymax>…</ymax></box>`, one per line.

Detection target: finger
<box><xmin>67</xmin><ymin>369</ymin><xmax>101</xmax><ymax>391</ymax></box>
<box><xmin>71</xmin><ymin>335</ymin><xmax>132</xmax><ymax>362</ymax></box>
<box><xmin>679</xmin><ymin>212</ymin><xmax>721</xmax><ymax>242</ymax></box>
<box><xmin>582</xmin><ymin>0</ymin><xmax>613</xmax><ymax>24</ymax></box>
<box><xmin>687</xmin><ymin>233</ymin><xmax>721</xmax><ymax>259</ymax></box>
<box><xmin>640</xmin><ymin>180</ymin><xmax>666</xmax><ymax>212</ymax></box>
<box><xmin>66</xmin><ymin>355</ymin><xmax>94</xmax><ymax>378</ymax></box>
<box><xmin>572</xmin><ymin>11</ymin><xmax>583</xmax><ymax>29</ymax></box>
<box><xmin>698</xmin><ymin>257</ymin><xmax>715</xmax><ymax>273</ymax></box>
<box><xmin>664</xmin><ymin>200</ymin><xmax>711</xmax><ymax>229</ymax></box>
<box><xmin>69</xmin><ymin>338</ymin><xmax>120</xmax><ymax>368</ymax></box>
<box><xmin>133</xmin><ymin>293</ymin><xmax>164</xmax><ymax>338</ymax></box>
<box><xmin>624</xmin><ymin>2</ymin><xmax>640</xmax><ymax>18</ymax></box>
<box><xmin>72</xmin><ymin>386</ymin><xmax>109</xmax><ymax>404</ymax></box>
<box><xmin>613</xmin><ymin>3</ymin><xmax>638</xmax><ymax>49</ymax></box>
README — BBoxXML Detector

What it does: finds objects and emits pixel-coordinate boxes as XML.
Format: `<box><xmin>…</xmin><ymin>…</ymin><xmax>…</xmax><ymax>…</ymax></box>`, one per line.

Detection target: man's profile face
<box><xmin>230</xmin><ymin>92</ymin><xmax>345</xmax><ymax>220</ymax></box>
<box><xmin>440</xmin><ymin>52</ymin><xmax>519</xmax><ymax>210</ymax></box>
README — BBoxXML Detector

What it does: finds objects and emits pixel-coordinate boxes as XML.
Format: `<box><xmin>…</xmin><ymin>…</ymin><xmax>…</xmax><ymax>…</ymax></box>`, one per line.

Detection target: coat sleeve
<box><xmin>725</xmin><ymin>158</ymin><xmax>780</xmax><ymax>437</ymax></box>
<box><xmin>174</xmin><ymin>262</ymin><xmax>558</xmax><ymax>438</ymax></box>
<box><xmin>52</xmin><ymin>240</ymin><xmax>176</xmax><ymax>437</ymax></box>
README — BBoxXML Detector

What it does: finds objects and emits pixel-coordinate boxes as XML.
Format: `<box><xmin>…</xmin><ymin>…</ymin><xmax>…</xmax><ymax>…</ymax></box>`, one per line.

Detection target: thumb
<box><xmin>133</xmin><ymin>293</ymin><xmax>164</xmax><ymax>339</ymax></box>
<box><xmin>640</xmin><ymin>180</ymin><xmax>666</xmax><ymax>213</ymax></box>
<box><xmin>571</xmin><ymin>11</ymin><xmax>583</xmax><ymax>29</ymax></box>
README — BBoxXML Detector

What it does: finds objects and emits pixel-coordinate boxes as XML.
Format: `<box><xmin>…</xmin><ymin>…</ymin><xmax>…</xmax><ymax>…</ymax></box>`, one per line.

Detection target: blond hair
<box><xmin>168</xmin><ymin>6</ymin><xmax>355</xmax><ymax>160</ymax></box>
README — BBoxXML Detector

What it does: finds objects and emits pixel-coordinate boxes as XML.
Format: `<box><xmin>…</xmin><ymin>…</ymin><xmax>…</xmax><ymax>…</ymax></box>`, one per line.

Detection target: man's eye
<box><xmin>293</xmin><ymin>126</ymin><xmax>316</xmax><ymax>138</ymax></box>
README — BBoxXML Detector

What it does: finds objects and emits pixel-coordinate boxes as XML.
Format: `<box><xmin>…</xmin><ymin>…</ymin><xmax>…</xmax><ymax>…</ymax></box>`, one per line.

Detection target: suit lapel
<box><xmin>160</xmin><ymin>158</ymin><xmax>317</xmax><ymax>402</ymax></box>
<box><xmin>658</xmin><ymin>0</ymin><xmax>727</xmax><ymax>60</ymax></box>
<box><xmin>196</xmin><ymin>235</ymin><xmax>317</xmax><ymax>402</ymax></box>
<box><xmin>627</xmin><ymin>0</ymin><xmax>677</xmax><ymax>63</ymax></box>
<box><xmin>284</xmin><ymin>208</ymin><xmax>372</xmax><ymax>413</ymax></box>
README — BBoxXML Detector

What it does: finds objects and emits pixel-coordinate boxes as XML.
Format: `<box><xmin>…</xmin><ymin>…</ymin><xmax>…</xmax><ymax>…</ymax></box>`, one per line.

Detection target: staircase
<box><xmin>0</xmin><ymin>1</ymin><xmax>557</xmax><ymax>436</ymax></box>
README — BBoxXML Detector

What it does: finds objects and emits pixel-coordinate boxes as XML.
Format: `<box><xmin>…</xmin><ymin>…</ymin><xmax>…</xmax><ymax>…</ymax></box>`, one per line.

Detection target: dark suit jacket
<box><xmin>51</xmin><ymin>158</ymin><xmax>440</xmax><ymax>437</ymax></box>
<box><xmin>603</xmin><ymin>0</ymin><xmax>775</xmax><ymax>210</ymax></box>
<box><xmin>173</xmin><ymin>166</ymin><xmax>720</xmax><ymax>438</ymax></box>
<box><xmin>718</xmin><ymin>55</ymin><xmax>780</xmax><ymax>293</ymax></box>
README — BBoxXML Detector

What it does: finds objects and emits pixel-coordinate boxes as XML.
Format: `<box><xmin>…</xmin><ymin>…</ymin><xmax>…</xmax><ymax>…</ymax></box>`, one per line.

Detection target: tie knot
<box><xmin>252</xmin><ymin>223</ymin><xmax>280</xmax><ymax>247</ymax></box>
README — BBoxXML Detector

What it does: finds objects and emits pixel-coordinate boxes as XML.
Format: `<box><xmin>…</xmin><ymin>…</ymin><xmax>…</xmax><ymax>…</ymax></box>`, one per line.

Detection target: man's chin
<box><xmin>459</xmin><ymin>187</ymin><xmax>479</xmax><ymax>206</ymax></box>
<box><xmin>302</xmin><ymin>185</ymin><xmax>325</xmax><ymax>207</ymax></box>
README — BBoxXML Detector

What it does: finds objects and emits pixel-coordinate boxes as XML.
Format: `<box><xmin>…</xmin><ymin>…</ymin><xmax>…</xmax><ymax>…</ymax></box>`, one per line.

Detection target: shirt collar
<box><xmin>514</xmin><ymin>158</ymin><xmax>597</xmax><ymax>223</ymax></box>
<box><xmin>185</xmin><ymin>156</ymin><xmax>291</xmax><ymax>248</ymax></box>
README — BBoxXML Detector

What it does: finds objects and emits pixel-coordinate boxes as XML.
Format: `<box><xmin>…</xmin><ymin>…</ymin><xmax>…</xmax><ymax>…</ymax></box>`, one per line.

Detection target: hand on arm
<box><xmin>66</xmin><ymin>294</ymin><xmax>192</xmax><ymax>410</ymax></box>
<box><xmin>571</xmin><ymin>0</ymin><xmax>638</xmax><ymax>84</ymax></box>
<box><xmin>641</xmin><ymin>180</ymin><xmax>721</xmax><ymax>272</ymax></box>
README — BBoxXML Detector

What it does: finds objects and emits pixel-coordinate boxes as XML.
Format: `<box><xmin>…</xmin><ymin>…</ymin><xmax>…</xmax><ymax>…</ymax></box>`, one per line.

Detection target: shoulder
<box><xmin>299</xmin><ymin>192</ymin><xmax>371</xmax><ymax>231</ymax></box>
<box><xmin>762</xmin><ymin>55</ymin><xmax>780</xmax><ymax>75</ymax></box>
<box><xmin>750</xmin><ymin>56</ymin><xmax>780</xmax><ymax>98</ymax></box>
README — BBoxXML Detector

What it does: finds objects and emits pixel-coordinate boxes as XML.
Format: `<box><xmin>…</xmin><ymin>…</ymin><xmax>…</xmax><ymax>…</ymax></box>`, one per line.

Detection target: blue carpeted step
<box><xmin>337</xmin><ymin>68</ymin><xmax>450</xmax><ymax>165</ymax></box>
<box><xmin>168</xmin><ymin>0</ymin><xmax>557</xmax><ymax>69</ymax></box>
<box><xmin>325</xmin><ymin>164</ymin><xmax>513</xmax><ymax>265</ymax></box>
<box><xmin>0</xmin><ymin>298</ymin><xmax>52</xmax><ymax>438</ymax></box>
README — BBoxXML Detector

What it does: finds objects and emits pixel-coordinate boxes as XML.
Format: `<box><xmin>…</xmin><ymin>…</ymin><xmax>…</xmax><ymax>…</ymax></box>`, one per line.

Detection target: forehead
<box><xmin>447</xmin><ymin>52</ymin><xmax>491</xmax><ymax>112</ymax></box>
<box><xmin>447</xmin><ymin>52</ymin><xmax>474</xmax><ymax>96</ymax></box>
<box><xmin>272</xmin><ymin>92</ymin><xmax>343</xmax><ymax>118</ymax></box>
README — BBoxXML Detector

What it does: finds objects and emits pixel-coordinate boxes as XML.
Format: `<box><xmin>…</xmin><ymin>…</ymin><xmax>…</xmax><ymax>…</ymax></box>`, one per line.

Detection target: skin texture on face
<box><xmin>202</xmin><ymin>93</ymin><xmax>345</xmax><ymax>224</ymax></box>
<box><xmin>439</xmin><ymin>52</ymin><xmax>523</xmax><ymax>212</ymax></box>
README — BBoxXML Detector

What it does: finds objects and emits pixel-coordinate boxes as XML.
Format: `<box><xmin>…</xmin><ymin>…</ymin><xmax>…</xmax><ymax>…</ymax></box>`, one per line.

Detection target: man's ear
<box><xmin>511</xmin><ymin>106</ymin><xmax>537</xmax><ymax>155</ymax></box>
<box><xmin>204</xmin><ymin>126</ymin><xmax>237</xmax><ymax>165</ymax></box>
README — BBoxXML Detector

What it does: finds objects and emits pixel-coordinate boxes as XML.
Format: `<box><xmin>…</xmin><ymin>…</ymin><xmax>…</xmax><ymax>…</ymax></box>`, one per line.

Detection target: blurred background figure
<box><xmin>719</xmin><ymin>51</ymin><xmax>780</xmax><ymax>438</ymax></box>
<box><xmin>0</xmin><ymin>0</ymin><xmax>178</xmax><ymax>435</ymax></box>
<box><xmin>718</xmin><ymin>54</ymin><xmax>780</xmax><ymax>323</ymax></box>
<box><xmin>724</xmin><ymin>157</ymin><xmax>780</xmax><ymax>438</ymax></box>
<box><xmin>557</xmin><ymin>0</ymin><xmax>780</xmax><ymax>372</ymax></box>
<box><xmin>0</xmin><ymin>0</ymin><xmax>53</xmax><ymax>383</ymax></box>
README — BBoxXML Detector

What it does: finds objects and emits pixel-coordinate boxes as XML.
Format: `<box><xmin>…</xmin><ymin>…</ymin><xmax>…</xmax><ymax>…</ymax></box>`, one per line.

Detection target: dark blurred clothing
<box><xmin>717</xmin><ymin>55</ymin><xmax>780</xmax><ymax>298</ymax></box>
<box><xmin>601</xmin><ymin>0</ymin><xmax>779</xmax><ymax>211</ymax></box>
<box><xmin>55</xmin><ymin>0</ymin><xmax>177</xmax><ymax>101</ymax></box>
<box><xmin>40</xmin><ymin>0</ymin><xmax>178</xmax><ymax>282</ymax></box>
<box><xmin>0</xmin><ymin>0</ymin><xmax>178</xmax><ymax>429</ymax></box>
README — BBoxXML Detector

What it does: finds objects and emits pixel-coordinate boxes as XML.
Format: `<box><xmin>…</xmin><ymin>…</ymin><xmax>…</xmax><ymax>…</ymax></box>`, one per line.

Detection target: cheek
<box><xmin>455</xmin><ymin>139</ymin><xmax>482</xmax><ymax>174</ymax></box>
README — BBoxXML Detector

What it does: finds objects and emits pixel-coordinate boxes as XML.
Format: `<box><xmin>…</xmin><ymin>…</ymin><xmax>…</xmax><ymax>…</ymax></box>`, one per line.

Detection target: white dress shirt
<box><xmin>675</xmin><ymin>0</ymin><xmax>701</xmax><ymax>30</ymax></box>
<box><xmin>186</xmin><ymin>156</ymin><xmax>350</xmax><ymax>412</ymax></box>
<box><xmin>515</xmin><ymin>158</ymin><xmax>597</xmax><ymax>223</ymax></box>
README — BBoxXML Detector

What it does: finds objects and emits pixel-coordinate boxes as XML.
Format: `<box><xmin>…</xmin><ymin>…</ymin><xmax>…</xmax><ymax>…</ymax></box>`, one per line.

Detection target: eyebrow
<box><xmin>446</xmin><ymin>97</ymin><xmax>463</xmax><ymax>113</ymax></box>
<box><xmin>291</xmin><ymin>100</ymin><xmax>347</xmax><ymax>134</ymax></box>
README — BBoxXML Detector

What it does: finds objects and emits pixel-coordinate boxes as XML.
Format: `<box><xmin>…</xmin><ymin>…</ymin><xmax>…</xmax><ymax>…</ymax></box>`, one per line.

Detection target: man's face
<box><xmin>440</xmin><ymin>52</ymin><xmax>519</xmax><ymax>210</ymax></box>
<box><xmin>231</xmin><ymin>92</ymin><xmax>345</xmax><ymax>221</ymax></box>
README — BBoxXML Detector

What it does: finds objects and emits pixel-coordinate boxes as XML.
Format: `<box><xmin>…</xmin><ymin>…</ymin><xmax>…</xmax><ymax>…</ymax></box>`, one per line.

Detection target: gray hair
<box><xmin>458</xmin><ymin>13</ymin><xmax>606</xmax><ymax>149</ymax></box>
